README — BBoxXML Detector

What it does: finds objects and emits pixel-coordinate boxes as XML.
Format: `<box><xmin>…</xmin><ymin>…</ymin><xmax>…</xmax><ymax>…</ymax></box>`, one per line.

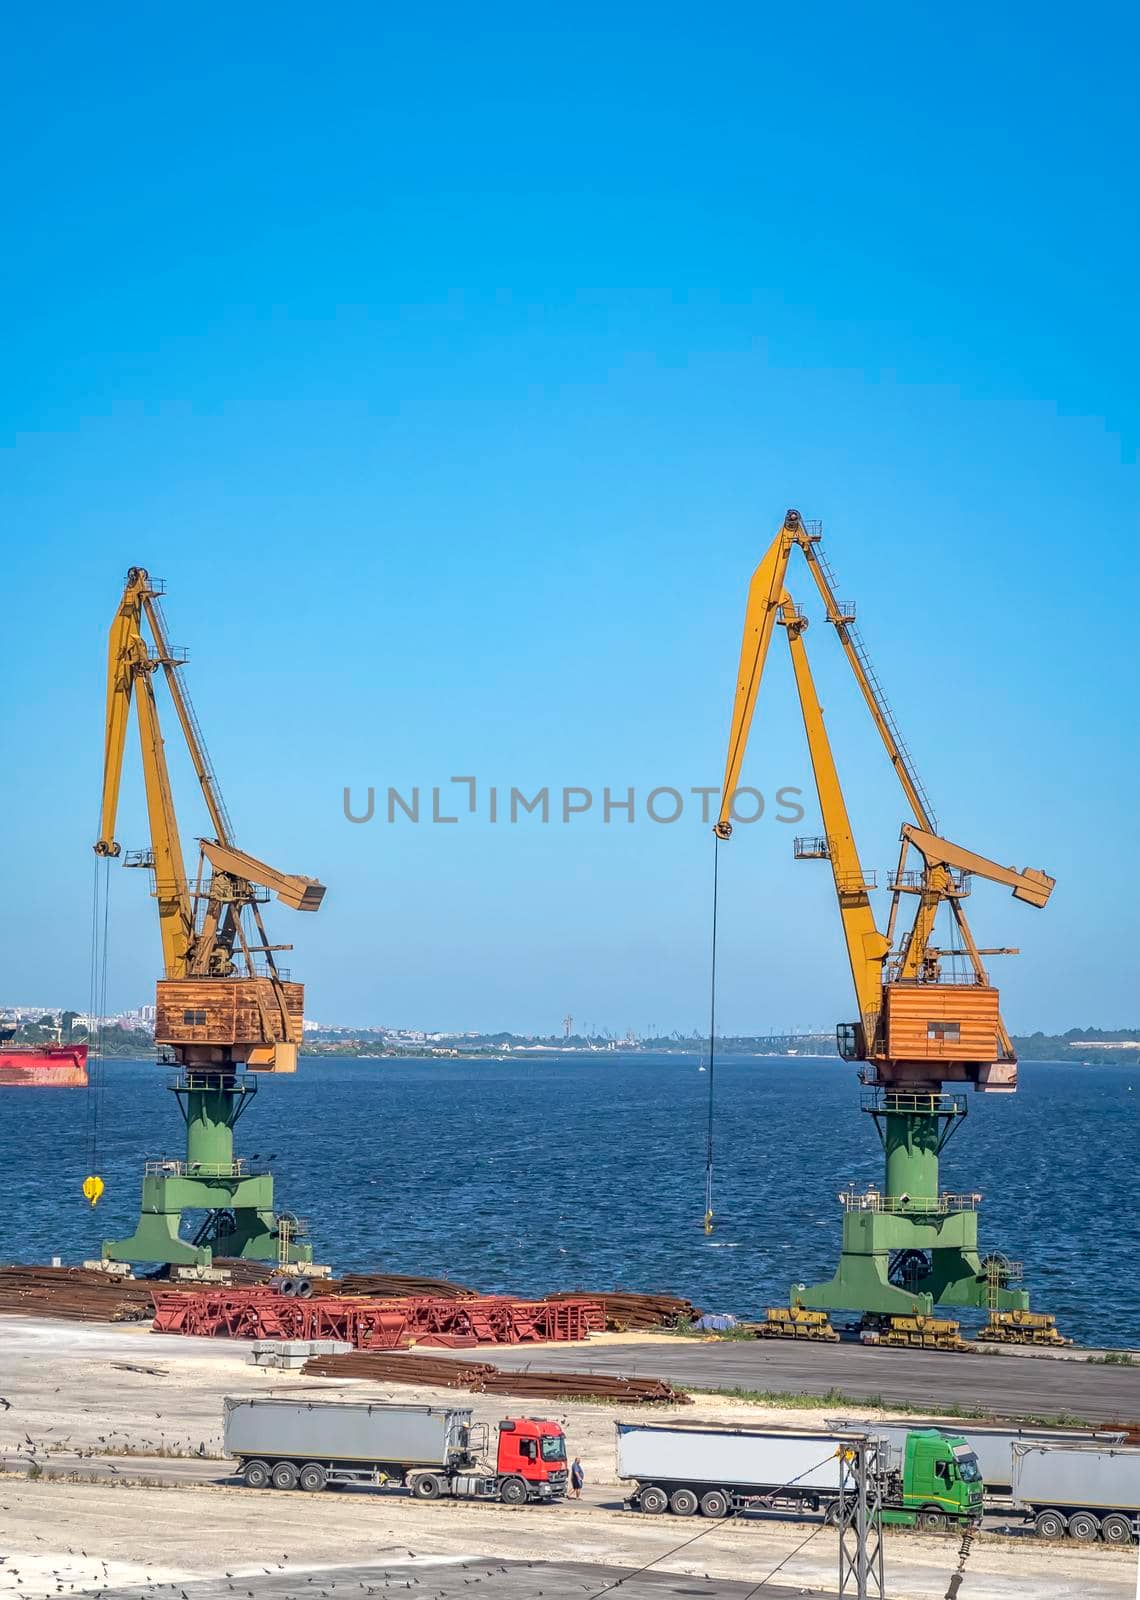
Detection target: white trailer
<box><xmin>829</xmin><ymin>1418</ymin><xmax>1124</xmax><ymax>1497</ymax></box>
<box><xmin>617</xmin><ymin>1421</ymin><xmax>849</xmax><ymax>1518</ymax></box>
<box><xmin>614</xmin><ymin>1421</ymin><xmax>982</xmax><ymax>1526</ymax></box>
<box><xmin>1011</xmin><ymin>1442</ymin><xmax>1140</xmax><ymax>1545</ymax></box>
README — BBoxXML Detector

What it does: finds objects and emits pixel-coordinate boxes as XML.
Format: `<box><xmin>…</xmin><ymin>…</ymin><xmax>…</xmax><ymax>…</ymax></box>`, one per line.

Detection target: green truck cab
<box><xmin>884</xmin><ymin>1429</ymin><xmax>985</xmax><ymax>1528</ymax></box>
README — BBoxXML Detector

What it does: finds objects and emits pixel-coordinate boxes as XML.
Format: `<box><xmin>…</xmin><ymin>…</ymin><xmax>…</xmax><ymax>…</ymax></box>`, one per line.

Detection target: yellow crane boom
<box><xmin>714</xmin><ymin>511</ymin><xmax>1053</xmax><ymax>1086</ymax></box>
<box><xmin>900</xmin><ymin>826</ymin><xmax>1055</xmax><ymax>908</ymax></box>
<box><xmin>96</xmin><ymin>568</ymin><xmax>194</xmax><ymax>977</ymax></box>
<box><xmin>778</xmin><ymin>594</ymin><xmax>889</xmax><ymax>1032</ymax></box>
<box><xmin>94</xmin><ymin>565</ymin><xmax>325</xmax><ymax>1064</ymax></box>
<box><xmin>199</xmin><ymin>841</ymin><xmax>326</xmax><ymax>913</ymax></box>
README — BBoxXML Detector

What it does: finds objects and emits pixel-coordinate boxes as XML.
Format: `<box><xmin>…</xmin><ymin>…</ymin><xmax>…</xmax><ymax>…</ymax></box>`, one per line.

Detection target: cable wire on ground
<box><xmin>739</xmin><ymin>1519</ymin><xmax>828</xmax><ymax>1598</ymax></box>
<box><xmin>581</xmin><ymin>1451</ymin><xmax>840</xmax><ymax>1599</ymax></box>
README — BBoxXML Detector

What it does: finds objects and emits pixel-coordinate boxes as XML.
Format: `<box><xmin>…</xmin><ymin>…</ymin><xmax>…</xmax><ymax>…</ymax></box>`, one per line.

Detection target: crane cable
<box><xmin>703</xmin><ymin>834</ymin><xmax>721</xmax><ymax>1234</ymax></box>
<box><xmin>82</xmin><ymin>854</ymin><xmax>110</xmax><ymax>1208</ymax></box>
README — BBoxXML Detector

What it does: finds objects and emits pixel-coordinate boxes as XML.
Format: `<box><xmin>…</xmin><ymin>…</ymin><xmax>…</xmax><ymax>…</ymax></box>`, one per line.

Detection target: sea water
<box><xmin>1</xmin><ymin>1054</ymin><xmax>1135</xmax><ymax>1347</ymax></box>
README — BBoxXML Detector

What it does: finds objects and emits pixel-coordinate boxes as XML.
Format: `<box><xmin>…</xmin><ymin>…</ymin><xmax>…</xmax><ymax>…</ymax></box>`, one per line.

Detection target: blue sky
<box><xmin>2</xmin><ymin>3</ymin><xmax>1136</xmax><ymax>1034</ymax></box>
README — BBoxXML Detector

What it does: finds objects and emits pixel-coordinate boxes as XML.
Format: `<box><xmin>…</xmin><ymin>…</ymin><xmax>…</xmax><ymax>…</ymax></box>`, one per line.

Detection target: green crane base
<box><xmin>792</xmin><ymin>1207</ymin><xmax>1029</xmax><ymax>1318</ymax></box>
<box><xmin>102</xmin><ymin>1169</ymin><xmax>313</xmax><ymax>1270</ymax></box>
<box><xmin>101</xmin><ymin>1069</ymin><xmax>312</xmax><ymax>1270</ymax></box>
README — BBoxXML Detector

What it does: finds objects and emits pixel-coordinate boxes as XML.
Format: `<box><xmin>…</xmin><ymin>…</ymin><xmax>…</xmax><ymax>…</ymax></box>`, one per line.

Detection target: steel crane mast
<box><xmin>92</xmin><ymin>567</ymin><xmax>325</xmax><ymax>1270</ymax></box>
<box><xmin>715</xmin><ymin>513</ymin><xmax>1063</xmax><ymax>1342</ymax></box>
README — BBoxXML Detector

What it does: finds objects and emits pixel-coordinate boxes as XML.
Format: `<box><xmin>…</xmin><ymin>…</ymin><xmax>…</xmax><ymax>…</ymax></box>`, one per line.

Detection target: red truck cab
<box><xmin>496</xmin><ymin>1418</ymin><xmax>568</xmax><ymax>1500</ymax></box>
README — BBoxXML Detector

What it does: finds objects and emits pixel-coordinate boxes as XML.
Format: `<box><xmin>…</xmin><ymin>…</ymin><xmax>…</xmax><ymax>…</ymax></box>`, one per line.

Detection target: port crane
<box><xmin>92</xmin><ymin>566</ymin><xmax>325</xmax><ymax>1269</ymax></box>
<box><xmin>714</xmin><ymin>511</ymin><xmax>1062</xmax><ymax>1345</ymax></box>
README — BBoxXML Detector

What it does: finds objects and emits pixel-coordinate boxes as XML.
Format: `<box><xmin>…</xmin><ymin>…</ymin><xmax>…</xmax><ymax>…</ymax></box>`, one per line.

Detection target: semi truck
<box><xmin>223</xmin><ymin>1398</ymin><xmax>567</xmax><ymax>1504</ymax></box>
<box><xmin>829</xmin><ymin>1418</ymin><xmax>1126</xmax><ymax>1498</ymax></box>
<box><xmin>616</xmin><ymin>1422</ymin><xmax>983</xmax><ymax>1529</ymax></box>
<box><xmin>1011</xmin><ymin>1442</ymin><xmax>1140</xmax><ymax>1544</ymax></box>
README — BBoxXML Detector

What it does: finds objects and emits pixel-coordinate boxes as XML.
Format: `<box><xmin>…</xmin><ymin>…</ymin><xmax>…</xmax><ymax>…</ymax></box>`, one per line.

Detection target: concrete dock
<box><xmin>488</xmin><ymin>1337</ymin><xmax>1140</xmax><ymax>1422</ymax></box>
<box><xmin>0</xmin><ymin>1315</ymin><xmax>1133</xmax><ymax>1600</ymax></box>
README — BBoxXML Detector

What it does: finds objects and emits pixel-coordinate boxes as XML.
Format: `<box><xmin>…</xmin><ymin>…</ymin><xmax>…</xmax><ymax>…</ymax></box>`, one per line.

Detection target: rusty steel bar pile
<box><xmin>336</xmin><ymin>1273</ymin><xmax>478</xmax><ymax>1300</ymax></box>
<box><xmin>303</xmin><ymin>1351</ymin><xmax>498</xmax><ymax>1387</ymax></box>
<box><xmin>479</xmin><ymin>1369</ymin><xmax>690</xmax><ymax>1403</ymax></box>
<box><xmin>0</xmin><ymin>1265</ymin><xmax>156</xmax><ymax>1322</ymax></box>
<box><xmin>543</xmin><ymin>1290</ymin><xmax>702</xmax><ymax>1331</ymax></box>
<box><xmin>211</xmin><ymin>1258</ymin><xmax>278</xmax><ymax>1284</ymax></box>
<box><xmin>301</xmin><ymin>1348</ymin><xmax>689</xmax><ymax>1403</ymax></box>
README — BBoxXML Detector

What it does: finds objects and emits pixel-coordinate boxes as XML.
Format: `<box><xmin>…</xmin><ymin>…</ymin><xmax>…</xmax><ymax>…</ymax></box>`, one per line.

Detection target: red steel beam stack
<box><xmin>151</xmin><ymin>1287</ymin><xmax>601</xmax><ymax>1347</ymax></box>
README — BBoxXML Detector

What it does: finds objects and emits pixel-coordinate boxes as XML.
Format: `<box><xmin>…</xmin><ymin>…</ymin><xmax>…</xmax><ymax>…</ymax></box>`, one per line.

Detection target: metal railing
<box><xmin>838</xmin><ymin>1189</ymin><xmax>981</xmax><ymax>1215</ymax></box>
<box><xmin>836</xmin><ymin>870</ymin><xmax>877</xmax><ymax>893</ymax></box>
<box><xmin>888</xmin><ymin>867</ymin><xmax>971</xmax><ymax>894</ymax></box>
<box><xmin>144</xmin><ymin>1158</ymin><xmax>253</xmax><ymax>1179</ymax></box>
<box><xmin>245</xmin><ymin>959</ymin><xmax>292</xmax><ymax>980</ymax></box>
<box><xmin>191</xmin><ymin>881</ymin><xmax>271</xmax><ymax>906</ymax></box>
<box><xmin>172</xmin><ymin>1071</ymin><xmax>259</xmax><ymax>1094</ymax></box>
<box><xmin>860</xmin><ymin>1090</ymin><xmax>968</xmax><ymax>1118</ymax></box>
<box><xmin>128</xmin><ymin>572</ymin><xmax>166</xmax><ymax>593</ymax></box>
<box><xmin>794</xmin><ymin>835</ymin><xmax>831</xmax><ymax>859</ymax></box>
<box><xmin>885</xmin><ymin>970</ymin><xmax>990</xmax><ymax>988</ymax></box>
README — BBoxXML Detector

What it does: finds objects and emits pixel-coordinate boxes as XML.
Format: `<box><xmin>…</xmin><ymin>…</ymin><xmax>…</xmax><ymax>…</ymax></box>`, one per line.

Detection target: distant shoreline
<box><xmin>292</xmin><ymin>1048</ymin><xmax>1139</xmax><ymax>1067</ymax></box>
<box><xmin>68</xmin><ymin>1044</ymin><xmax>1140</xmax><ymax>1068</ymax></box>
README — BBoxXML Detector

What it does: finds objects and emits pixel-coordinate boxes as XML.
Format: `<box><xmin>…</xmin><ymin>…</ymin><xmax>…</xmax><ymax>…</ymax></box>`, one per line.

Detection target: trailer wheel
<box><xmin>669</xmin><ymin>1488</ymin><xmax>699</xmax><ymax>1517</ymax></box>
<box><xmin>1034</xmin><ymin>1509</ymin><xmax>1067</xmax><ymax>1539</ymax></box>
<box><xmin>918</xmin><ymin>1508</ymin><xmax>948</xmax><ymax>1532</ymax></box>
<box><xmin>699</xmin><ymin>1489</ymin><xmax>730</xmax><ymax>1518</ymax></box>
<box><xmin>298</xmin><ymin>1463</ymin><xmax>327</xmax><ymax>1493</ymax></box>
<box><xmin>638</xmin><ymin>1486</ymin><xmax>668</xmax><ymax>1515</ymax></box>
<box><xmin>1101</xmin><ymin>1514</ymin><xmax>1134</xmax><ymax>1546</ymax></box>
<box><xmin>242</xmin><ymin>1459</ymin><xmax>271</xmax><ymax>1489</ymax></box>
<box><xmin>1068</xmin><ymin>1511</ymin><xmax>1100</xmax><ymax>1542</ymax></box>
<box><xmin>500</xmin><ymin>1477</ymin><xmax>528</xmax><ymax>1506</ymax></box>
<box><xmin>412</xmin><ymin>1474</ymin><xmax>442</xmax><ymax>1500</ymax></box>
<box><xmin>270</xmin><ymin>1461</ymin><xmax>299</xmax><ymax>1491</ymax></box>
<box><xmin>823</xmin><ymin>1501</ymin><xmax>841</xmax><ymax>1527</ymax></box>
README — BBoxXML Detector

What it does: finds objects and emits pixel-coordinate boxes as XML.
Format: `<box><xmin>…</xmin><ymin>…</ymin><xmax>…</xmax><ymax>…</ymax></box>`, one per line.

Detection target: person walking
<box><xmin>570</xmin><ymin>1455</ymin><xmax>585</xmax><ymax>1499</ymax></box>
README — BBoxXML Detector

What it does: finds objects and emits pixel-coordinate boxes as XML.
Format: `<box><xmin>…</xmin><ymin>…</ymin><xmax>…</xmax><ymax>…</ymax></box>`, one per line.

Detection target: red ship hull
<box><xmin>0</xmin><ymin>1043</ymin><xmax>89</xmax><ymax>1086</ymax></box>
